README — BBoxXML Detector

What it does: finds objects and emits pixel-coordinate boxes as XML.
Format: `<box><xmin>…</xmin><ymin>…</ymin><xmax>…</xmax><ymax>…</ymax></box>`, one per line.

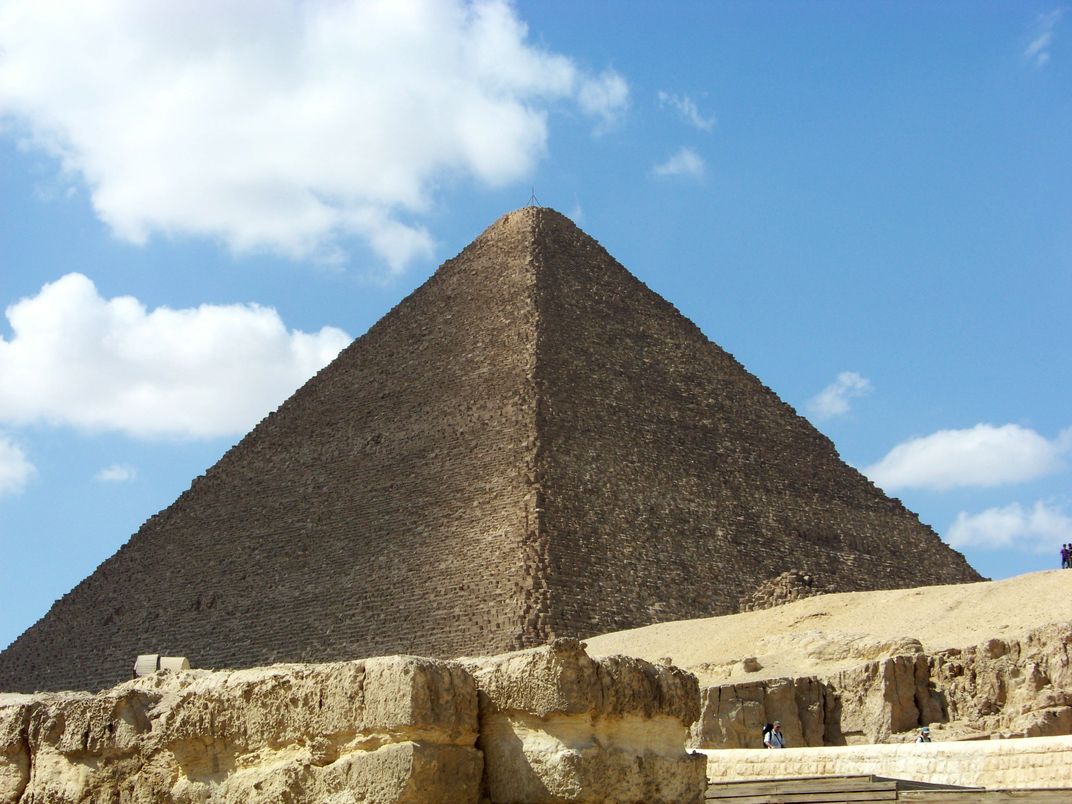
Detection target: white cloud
<box><xmin>1025</xmin><ymin>8</ymin><xmax>1064</xmax><ymax>67</ymax></box>
<box><xmin>651</xmin><ymin>147</ymin><xmax>705</xmax><ymax>180</ymax></box>
<box><xmin>579</xmin><ymin>70</ymin><xmax>630</xmax><ymax>132</ymax></box>
<box><xmin>0</xmin><ymin>434</ymin><xmax>35</xmax><ymax>496</ymax></box>
<box><xmin>865</xmin><ymin>424</ymin><xmax>1070</xmax><ymax>492</ymax></box>
<box><xmin>95</xmin><ymin>464</ymin><xmax>137</xmax><ymax>483</ymax></box>
<box><xmin>0</xmin><ymin>274</ymin><xmax>351</xmax><ymax>439</ymax></box>
<box><xmin>807</xmin><ymin>371</ymin><xmax>872</xmax><ymax>420</ymax></box>
<box><xmin>947</xmin><ymin>501</ymin><xmax>1072</xmax><ymax>553</ymax></box>
<box><xmin>657</xmin><ymin>91</ymin><xmax>716</xmax><ymax>131</ymax></box>
<box><xmin>0</xmin><ymin>0</ymin><xmax>628</xmax><ymax>273</ymax></box>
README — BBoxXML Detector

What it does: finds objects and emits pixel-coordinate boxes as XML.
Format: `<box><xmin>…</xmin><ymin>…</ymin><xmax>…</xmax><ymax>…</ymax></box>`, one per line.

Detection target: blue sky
<box><xmin>1</xmin><ymin>1</ymin><xmax>1069</xmax><ymax>651</ymax></box>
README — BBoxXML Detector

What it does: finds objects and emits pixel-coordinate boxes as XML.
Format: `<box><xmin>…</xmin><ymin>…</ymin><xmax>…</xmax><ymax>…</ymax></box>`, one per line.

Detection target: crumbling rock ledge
<box><xmin>691</xmin><ymin>622</ymin><xmax>1072</xmax><ymax>748</ymax></box>
<box><xmin>0</xmin><ymin>641</ymin><xmax>704</xmax><ymax>803</ymax></box>
<box><xmin>463</xmin><ymin>638</ymin><xmax>705</xmax><ymax>802</ymax></box>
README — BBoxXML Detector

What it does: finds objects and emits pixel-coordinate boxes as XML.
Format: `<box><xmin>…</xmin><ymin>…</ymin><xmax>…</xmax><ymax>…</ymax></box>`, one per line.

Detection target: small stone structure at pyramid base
<box><xmin>0</xmin><ymin>640</ymin><xmax>706</xmax><ymax>804</ymax></box>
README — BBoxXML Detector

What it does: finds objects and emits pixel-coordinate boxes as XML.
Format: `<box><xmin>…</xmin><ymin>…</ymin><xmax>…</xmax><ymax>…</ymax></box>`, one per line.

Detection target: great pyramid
<box><xmin>0</xmin><ymin>208</ymin><xmax>980</xmax><ymax>693</ymax></box>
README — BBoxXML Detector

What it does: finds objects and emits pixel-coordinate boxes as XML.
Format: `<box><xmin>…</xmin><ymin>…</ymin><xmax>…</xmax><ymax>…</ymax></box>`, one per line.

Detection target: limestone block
<box><xmin>166</xmin><ymin>742</ymin><xmax>483</xmax><ymax>804</ymax></box>
<box><xmin>0</xmin><ymin>702</ymin><xmax>31</xmax><ymax>804</ymax></box>
<box><xmin>467</xmin><ymin>639</ymin><xmax>705</xmax><ymax>803</ymax></box>
<box><xmin>363</xmin><ymin>655</ymin><xmax>478</xmax><ymax>736</ymax></box>
<box><xmin>12</xmin><ymin>657</ymin><xmax>482</xmax><ymax>804</ymax></box>
<box><xmin>699</xmin><ymin>735</ymin><xmax>1072</xmax><ymax>791</ymax></box>
<box><xmin>691</xmin><ymin>682</ymin><xmax>767</xmax><ymax>749</ymax></box>
<box><xmin>690</xmin><ymin>676</ymin><xmax>837</xmax><ymax>749</ymax></box>
<box><xmin>832</xmin><ymin>653</ymin><xmax>928</xmax><ymax>742</ymax></box>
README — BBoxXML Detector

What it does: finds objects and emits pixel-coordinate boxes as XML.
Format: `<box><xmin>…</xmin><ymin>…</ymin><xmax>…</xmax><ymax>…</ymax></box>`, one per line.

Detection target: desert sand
<box><xmin>584</xmin><ymin>570</ymin><xmax>1072</xmax><ymax>687</ymax></box>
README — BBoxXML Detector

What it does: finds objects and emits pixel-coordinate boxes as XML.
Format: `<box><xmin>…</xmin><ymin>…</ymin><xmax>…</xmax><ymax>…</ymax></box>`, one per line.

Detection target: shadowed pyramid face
<box><xmin>0</xmin><ymin>207</ymin><xmax>980</xmax><ymax>693</ymax></box>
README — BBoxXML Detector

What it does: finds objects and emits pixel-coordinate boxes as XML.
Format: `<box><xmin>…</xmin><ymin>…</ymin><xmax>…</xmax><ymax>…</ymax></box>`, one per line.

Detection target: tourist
<box><xmin>915</xmin><ymin>726</ymin><xmax>932</xmax><ymax>743</ymax></box>
<box><xmin>763</xmin><ymin>721</ymin><xmax>786</xmax><ymax>749</ymax></box>
<box><xmin>1063</xmin><ymin>544</ymin><xmax>1070</xmax><ymax>569</ymax></box>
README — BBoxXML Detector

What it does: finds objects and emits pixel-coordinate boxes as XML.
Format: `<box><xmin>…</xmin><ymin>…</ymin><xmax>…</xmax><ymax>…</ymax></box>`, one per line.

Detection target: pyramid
<box><xmin>0</xmin><ymin>208</ymin><xmax>980</xmax><ymax>692</ymax></box>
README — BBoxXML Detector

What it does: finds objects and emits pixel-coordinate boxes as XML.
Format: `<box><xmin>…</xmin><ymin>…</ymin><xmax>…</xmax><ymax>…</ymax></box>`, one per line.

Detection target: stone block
<box><xmin>10</xmin><ymin>657</ymin><xmax>482</xmax><ymax>803</ymax></box>
<box><xmin>467</xmin><ymin>639</ymin><xmax>706</xmax><ymax>803</ymax></box>
<box><xmin>0</xmin><ymin>701</ymin><xmax>31</xmax><ymax>804</ymax></box>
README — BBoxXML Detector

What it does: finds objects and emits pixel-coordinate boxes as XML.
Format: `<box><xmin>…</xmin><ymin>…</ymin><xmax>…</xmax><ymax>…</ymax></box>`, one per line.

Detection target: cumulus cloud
<box><xmin>0</xmin><ymin>0</ymin><xmax>628</xmax><ymax>273</ymax></box>
<box><xmin>0</xmin><ymin>434</ymin><xmax>35</xmax><ymax>496</ymax></box>
<box><xmin>807</xmin><ymin>371</ymin><xmax>872</xmax><ymax>420</ymax></box>
<box><xmin>657</xmin><ymin>91</ymin><xmax>716</xmax><ymax>131</ymax></box>
<box><xmin>0</xmin><ymin>274</ymin><xmax>351</xmax><ymax>438</ymax></box>
<box><xmin>651</xmin><ymin>147</ymin><xmax>705</xmax><ymax>180</ymax></box>
<box><xmin>1025</xmin><ymin>8</ymin><xmax>1064</xmax><ymax>67</ymax></box>
<box><xmin>95</xmin><ymin>464</ymin><xmax>137</xmax><ymax>483</ymax></box>
<box><xmin>947</xmin><ymin>501</ymin><xmax>1072</xmax><ymax>553</ymax></box>
<box><xmin>865</xmin><ymin>424</ymin><xmax>1070</xmax><ymax>492</ymax></box>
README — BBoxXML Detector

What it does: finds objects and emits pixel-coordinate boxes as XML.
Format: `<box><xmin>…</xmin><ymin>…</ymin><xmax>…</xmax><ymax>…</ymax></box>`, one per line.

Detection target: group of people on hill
<box><xmin>1062</xmin><ymin>544</ymin><xmax>1072</xmax><ymax>569</ymax></box>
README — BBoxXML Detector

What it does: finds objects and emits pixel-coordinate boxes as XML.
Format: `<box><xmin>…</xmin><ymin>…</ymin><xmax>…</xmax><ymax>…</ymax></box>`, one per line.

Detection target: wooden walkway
<box><xmin>705</xmin><ymin>774</ymin><xmax>1072</xmax><ymax>802</ymax></box>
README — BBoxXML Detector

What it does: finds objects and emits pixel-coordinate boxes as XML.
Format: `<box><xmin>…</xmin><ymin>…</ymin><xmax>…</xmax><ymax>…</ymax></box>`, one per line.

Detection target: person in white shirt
<box><xmin>764</xmin><ymin>721</ymin><xmax>786</xmax><ymax>749</ymax></box>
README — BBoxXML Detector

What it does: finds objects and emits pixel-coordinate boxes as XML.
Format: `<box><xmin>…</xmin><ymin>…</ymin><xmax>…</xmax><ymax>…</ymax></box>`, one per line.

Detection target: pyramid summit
<box><xmin>0</xmin><ymin>207</ymin><xmax>980</xmax><ymax>693</ymax></box>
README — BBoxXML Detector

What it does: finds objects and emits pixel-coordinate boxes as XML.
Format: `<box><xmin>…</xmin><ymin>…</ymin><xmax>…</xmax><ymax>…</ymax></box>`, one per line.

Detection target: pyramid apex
<box><xmin>486</xmin><ymin>204</ymin><xmax>576</xmax><ymax>228</ymax></box>
<box><xmin>467</xmin><ymin>206</ymin><xmax>582</xmax><ymax>256</ymax></box>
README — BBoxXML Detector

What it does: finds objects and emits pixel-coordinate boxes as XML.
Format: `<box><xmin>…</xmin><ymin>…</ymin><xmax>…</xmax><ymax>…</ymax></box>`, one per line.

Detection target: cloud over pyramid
<box><xmin>0</xmin><ymin>208</ymin><xmax>980</xmax><ymax>692</ymax></box>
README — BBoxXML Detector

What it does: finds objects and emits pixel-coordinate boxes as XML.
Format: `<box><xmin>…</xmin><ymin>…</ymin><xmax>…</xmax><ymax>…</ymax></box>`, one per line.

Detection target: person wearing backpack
<box><xmin>763</xmin><ymin>721</ymin><xmax>786</xmax><ymax>749</ymax></box>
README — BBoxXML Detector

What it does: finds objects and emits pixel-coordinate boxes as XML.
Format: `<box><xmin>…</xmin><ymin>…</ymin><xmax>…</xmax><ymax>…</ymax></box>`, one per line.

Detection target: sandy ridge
<box><xmin>583</xmin><ymin>570</ymin><xmax>1072</xmax><ymax>687</ymax></box>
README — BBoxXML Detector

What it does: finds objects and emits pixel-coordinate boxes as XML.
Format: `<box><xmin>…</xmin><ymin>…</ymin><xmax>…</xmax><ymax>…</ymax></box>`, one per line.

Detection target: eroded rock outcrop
<box><xmin>1</xmin><ymin>656</ymin><xmax>481</xmax><ymax>803</ymax></box>
<box><xmin>931</xmin><ymin>621</ymin><xmax>1072</xmax><ymax>739</ymax></box>
<box><xmin>466</xmin><ymin>639</ymin><xmax>706</xmax><ymax>803</ymax></box>
<box><xmin>0</xmin><ymin>641</ymin><xmax>705</xmax><ymax>803</ymax></box>
<box><xmin>691</xmin><ymin>622</ymin><xmax>1072</xmax><ymax>748</ymax></box>
<box><xmin>692</xmin><ymin>676</ymin><xmax>838</xmax><ymax>749</ymax></box>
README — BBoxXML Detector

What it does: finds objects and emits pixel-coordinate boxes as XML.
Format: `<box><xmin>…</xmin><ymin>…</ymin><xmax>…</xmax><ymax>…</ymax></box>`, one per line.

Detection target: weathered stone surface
<box><xmin>1</xmin><ymin>643</ymin><xmax>708</xmax><ymax>802</ymax></box>
<box><xmin>692</xmin><ymin>676</ymin><xmax>837</xmax><ymax>749</ymax></box>
<box><xmin>931</xmin><ymin>621</ymin><xmax>1072</xmax><ymax>739</ymax></box>
<box><xmin>0</xmin><ymin>207</ymin><xmax>979</xmax><ymax>694</ymax></box>
<box><xmin>700</xmin><ymin>735</ymin><xmax>1072</xmax><ymax>791</ymax></box>
<box><xmin>738</xmin><ymin>570</ymin><xmax>837</xmax><ymax>613</ymax></box>
<box><xmin>466</xmin><ymin>639</ymin><xmax>706</xmax><ymax>803</ymax></box>
<box><xmin>831</xmin><ymin>653</ymin><xmax>941</xmax><ymax>743</ymax></box>
<box><xmin>1</xmin><ymin>657</ymin><xmax>482</xmax><ymax>803</ymax></box>
<box><xmin>691</xmin><ymin>623</ymin><xmax>1072</xmax><ymax>748</ymax></box>
<box><xmin>0</xmin><ymin>700</ymin><xmax>31</xmax><ymax>803</ymax></box>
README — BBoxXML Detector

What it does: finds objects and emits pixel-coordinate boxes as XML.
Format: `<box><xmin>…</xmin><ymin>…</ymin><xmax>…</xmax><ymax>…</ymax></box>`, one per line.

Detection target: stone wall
<box><xmin>700</xmin><ymin>735</ymin><xmax>1072</xmax><ymax>791</ymax></box>
<box><xmin>691</xmin><ymin>622</ymin><xmax>1072</xmax><ymax>748</ymax></box>
<box><xmin>464</xmin><ymin>639</ymin><xmax>705</xmax><ymax>802</ymax></box>
<box><xmin>0</xmin><ymin>642</ymin><xmax>704</xmax><ymax>803</ymax></box>
<box><xmin>1</xmin><ymin>656</ymin><xmax>481</xmax><ymax>804</ymax></box>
